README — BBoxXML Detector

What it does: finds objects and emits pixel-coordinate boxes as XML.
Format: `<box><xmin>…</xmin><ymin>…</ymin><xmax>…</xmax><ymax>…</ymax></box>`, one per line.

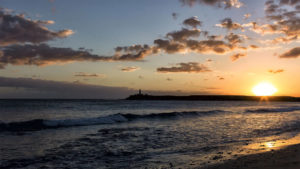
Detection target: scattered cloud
<box><xmin>166</xmin><ymin>77</ymin><xmax>173</xmax><ymax>81</ymax></box>
<box><xmin>121</xmin><ymin>66</ymin><xmax>140</xmax><ymax>72</ymax></box>
<box><xmin>183</xmin><ymin>16</ymin><xmax>202</xmax><ymax>28</ymax></box>
<box><xmin>244</xmin><ymin>0</ymin><xmax>300</xmax><ymax>45</ymax></box>
<box><xmin>279</xmin><ymin>47</ymin><xmax>300</xmax><ymax>58</ymax></box>
<box><xmin>74</xmin><ymin>72</ymin><xmax>106</xmax><ymax>78</ymax></box>
<box><xmin>231</xmin><ymin>53</ymin><xmax>246</xmax><ymax>61</ymax></box>
<box><xmin>216</xmin><ymin>18</ymin><xmax>243</xmax><ymax>31</ymax></box>
<box><xmin>268</xmin><ymin>69</ymin><xmax>284</xmax><ymax>74</ymax></box>
<box><xmin>172</xmin><ymin>12</ymin><xmax>179</xmax><ymax>20</ymax></box>
<box><xmin>157</xmin><ymin>62</ymin><xmax>211</xmax><ymax>73</ymax></box>
<box><xmin>244</xmin><ymin>13</ymin><xmax>251</xmax><ymax>20</ymax></box>
<box><xmin>179</xmin><ymin>0</ymin><xmax>243</xmax><ymax>9</ymax></box>
<box><xmin>0</xmin><ymin>9</ymin><xmax>73</xmax><ymax>46</ymax></box>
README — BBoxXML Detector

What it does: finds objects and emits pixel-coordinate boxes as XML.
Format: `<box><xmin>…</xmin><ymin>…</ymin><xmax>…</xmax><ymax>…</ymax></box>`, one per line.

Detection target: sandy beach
<box><xmin>202</xmin><ymin>141</ymin><xmax>300</xmax><ymax>169</ymax></box>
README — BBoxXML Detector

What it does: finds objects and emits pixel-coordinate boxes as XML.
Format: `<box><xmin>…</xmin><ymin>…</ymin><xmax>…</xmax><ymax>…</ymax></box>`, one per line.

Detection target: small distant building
<box><xmin>138</xmin><ymin>89</ymin><xmax>142</xmax><ymax>95</ymax></box>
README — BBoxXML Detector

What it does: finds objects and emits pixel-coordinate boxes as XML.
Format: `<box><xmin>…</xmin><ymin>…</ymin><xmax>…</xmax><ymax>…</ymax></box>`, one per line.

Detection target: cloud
<box><xmin>183</xmin><ymin>16</ymin><xmax>202</xmax><ymax>28</ymax></box>
<box><xmin>74</xmin><ymin>72</ymin><xmax>106</xmax><ymax>78</ymax></box>
<box><xmin>279</xmin><ymin>0</ymin><xmax>300</xmax><ymax>5</ymax></box>
<box><xmin>216</xmin><ymin>18</ymin><xmax>243</xmax><ymax>30</ymax></box>
<box><xmin>0</xmin><ymin>44</ymin><xmax>111</xmax><ymax>68</ymax></box>
<box><xmin>172</xmin><ymin>12</ymin><xmax>179</xmax><ymax>20</ymax></box>
<box><xmin>0</xmin><ymin>44</ymin><xmax>155</xmax><ymax>68</ymax></box>
<box><xmin>0</xmin><ymin>17</ymin><xmax>250</xmax><ymax>69</ymax></box>
<box><xmin>113</xmin><ymin>44</ymin><xmax>155</xmax><ymax>61</ymax></box>
<box><xmin>244</xmin><ymin>13</ymin><xmax>251</xmax><ymax>20</ymax></box>
<box><xmin>231</xmin><ymin>53</ymin><xmax>246</xmax><ymax>61</ymax></box>
<box><xmin>166</xmin><ymin>77</ymin><xmax>173</xmax><ymax>81</ymax></box>
<box><xmin>0</xmin><ymin>76</ymin><xmax>218</xmax><ymax>98</ymax></box>
<box><xmin>166</xmin><ymin>28</ymin><xmax>201</xmax><ymax>42</ymax></box>
<box><xmin>179</xmin><ymin>0</ymin><xmax>243</xmax><ymax>9</ymax></box>
<box><xmin>157</xmin><ymin>62</ymin><xmax>211</xmax><ymax>73</ymax></box>
<box><xmin>121</xmin><ymin>66</ymin><xmax>140</xmax><ymax>72</ymax></box>
<box><xmin>244</xmin><ymin>0</ymin><xmax>300</xmax><ymax>45</ymax></box>
<box><xmin>154</xmin><ymin>29</ymin><xmax>245</xmax><ymax>55</ymax></box>
<box><xmin>268</xmin><ymin>69</ymin><xmax>284</xmax><ymax>74</ymax></box>
<box><xmin>0</xmin><ymin>76</ymin><xmax>134</xmax><ymax>99</ymax></box>
<box><xmin>0</xmin><ymin>9</ymin><xmax>73</xmax><ymax>46</ymax></box>
<box><xmin>279</xmin><ymin>47</ymin><xmax>300</xmax><ymax>58</ymax></box>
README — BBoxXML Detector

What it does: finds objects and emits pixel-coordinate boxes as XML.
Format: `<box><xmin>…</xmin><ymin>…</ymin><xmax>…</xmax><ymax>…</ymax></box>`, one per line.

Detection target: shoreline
<box><xmin>201</xmin><ymin>137</ymin><xmax>300</xmax><ymax>169</ymax></box>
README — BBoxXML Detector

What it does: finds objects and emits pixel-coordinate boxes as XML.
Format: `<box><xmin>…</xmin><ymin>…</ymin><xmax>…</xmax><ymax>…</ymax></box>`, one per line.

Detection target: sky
<box><xmin>0</xmin><ymin>0</ymin><xmax>300</xmax><ymax>99</ymax></box>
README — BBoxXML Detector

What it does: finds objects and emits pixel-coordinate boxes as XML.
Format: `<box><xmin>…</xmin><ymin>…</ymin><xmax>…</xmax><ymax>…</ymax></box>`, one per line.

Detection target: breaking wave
<box><xmin>0</xmin><ymin>110</ymin><xmax>226</xmax><ymax>132</ymax></box>
<box><xmin>245</xmin><ymin>106</ymin><xmax>300</xmax><ymax>113</ymax></box>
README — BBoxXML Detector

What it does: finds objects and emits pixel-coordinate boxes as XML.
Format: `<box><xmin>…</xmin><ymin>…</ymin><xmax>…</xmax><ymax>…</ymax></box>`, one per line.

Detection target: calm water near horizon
<box><xmin>1</xmin><ymin>100</ymin><xmax>300</xmax><ymax>168</ymax></box>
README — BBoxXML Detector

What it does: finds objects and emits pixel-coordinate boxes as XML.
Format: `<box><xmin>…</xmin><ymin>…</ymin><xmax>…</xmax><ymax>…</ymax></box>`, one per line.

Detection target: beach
<box><xmin>203</xmin><ymin>142</ymin><xmax>300</xmax><ymax>169</ymax></box>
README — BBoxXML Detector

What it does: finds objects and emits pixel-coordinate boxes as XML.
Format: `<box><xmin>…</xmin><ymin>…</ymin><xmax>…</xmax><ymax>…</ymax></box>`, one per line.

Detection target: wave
<box><xmin>0</xmin><ymin>110</ymin><xmax>226</xmax><ymax>132</ymax></box>
<box><xmin>245</xmin><ymin>106</ymin><xmax>300</xmax><ymax>113</ymax></box>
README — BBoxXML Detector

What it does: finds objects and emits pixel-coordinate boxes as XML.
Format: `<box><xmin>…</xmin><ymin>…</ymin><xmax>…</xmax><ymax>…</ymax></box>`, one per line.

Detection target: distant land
<box><xmin>126</xmin><ymin>92</ymin><xmax>300</xmax><ymax>102</ymax></box>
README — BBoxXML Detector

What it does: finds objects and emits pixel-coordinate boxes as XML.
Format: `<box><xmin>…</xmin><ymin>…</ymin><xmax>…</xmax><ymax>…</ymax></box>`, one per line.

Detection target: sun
<box><xmin>252</xmin><ymin>82</ymin><xmax>278</xmax><ymax>96</ymax></box>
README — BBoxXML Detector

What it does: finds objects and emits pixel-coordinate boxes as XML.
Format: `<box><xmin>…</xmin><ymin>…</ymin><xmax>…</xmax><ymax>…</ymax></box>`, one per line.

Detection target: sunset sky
<box><xmin>1</xmin><ymin>0</ymin><xmax>300</xmax><ymax>98</ymax></box>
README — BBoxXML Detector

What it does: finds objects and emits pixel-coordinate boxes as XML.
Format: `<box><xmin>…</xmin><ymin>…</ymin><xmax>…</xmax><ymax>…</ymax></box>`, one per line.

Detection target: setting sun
<box><xmin>252</xmin><ymin>82</ymin><xmax>278</xmax><ymax>96</ymax></box>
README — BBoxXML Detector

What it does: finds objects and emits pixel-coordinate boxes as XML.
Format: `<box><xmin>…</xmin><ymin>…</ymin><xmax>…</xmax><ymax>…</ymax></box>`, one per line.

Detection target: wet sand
<box><xmin>201</xmin><ymin>142</ymin><xmax>300</xmax><ymax>169</ymax></box>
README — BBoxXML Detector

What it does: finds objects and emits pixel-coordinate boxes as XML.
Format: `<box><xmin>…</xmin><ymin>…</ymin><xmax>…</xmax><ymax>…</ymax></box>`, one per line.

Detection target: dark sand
<box><xmin>200</xmin><ymin>143</ymin><xmax>300</xmax><ymax>169</ymax></box>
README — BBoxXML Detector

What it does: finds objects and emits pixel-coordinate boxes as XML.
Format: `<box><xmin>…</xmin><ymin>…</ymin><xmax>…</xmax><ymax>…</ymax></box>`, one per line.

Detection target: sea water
<box><xmin>1</xmin><ymin>100</ymin><xmax>300</xmax><ymax>168</ymax></box>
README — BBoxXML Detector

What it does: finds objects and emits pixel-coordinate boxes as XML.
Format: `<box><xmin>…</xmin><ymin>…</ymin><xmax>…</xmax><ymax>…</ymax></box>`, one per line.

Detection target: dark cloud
<box><xmin>179</xmin><ymin>0</ymin><xmax>243</xmax><ymax>9</ymax></box>
<box><xmin>166</xmin><ymin>28</ymin><xmax>201</xmax><ymax>42</ymax></box>
<box><xmin>0</xmin><ymin>76</ymin><xmax>134</xmax><ymax>99</ymax></box>
<box><xmin>154</xmin><ymin>39</ymin><xmax>186</xmax><ymax>54</ymax></box>
<box><xmin>0</xmin><ymin>9</ymin><xmax>73</xmax><ymax>46</ymax></box>
<box><xmin>279</xmin><ymin>0</ymin><xmax>300</xmax><ymax>5</ymax></box>
<box><xmin>113</xmin><ymin>44</ymin><xmax>154</xmax><ymax>61</ymax></box>
<box><xmin>250</xmin><ymin>45</ymin><xmax>259</xmax><ymax>48</ymax></box>
<box><xmin>225</xmin><ymin>33</ymin><xmax>244</xmax><ymax>45</ymax></box>
<box><xmin>217</xmin><ymin>18</ymin><xmax>243</xmax><ymax>30</ymax></box>
<box><xmin>268</xmin><ymin>69</ymin><xmax>284</xmax><ymax>74</ymax></box>
<box><xmin>157</xmin><ymin>62</ymin><xmax>211</xmax><ymax>73</ymax></box>
<box><xmin>279</xmin><ymin>47</ymin><xmax>300</xmax><ymax>58</ymax></box>
<box><xmin>172</xmin><ymin>12</ymin><xmax>179</xmax><ymax>20</ymax></box>
<box><xmin>121</xmin><ymin>66</ymin><xmax>140</xmax><ymax>72</ymax></box>
<box><xmin>0</xmin><ymin>44</ymin><xmax>111</xmax><ymax>68</ymax></box>
<box><xmin>74</xmin><ymin>72</ymin><xmax>106</xmax><ymax>78</ymax></box>
<box><xmin>154</xmin><ymin>29</ymin><xmax>245</xmax><ymax>55</ymax></box>
<box><xmin>0</xmin><ymin>76</ymin><xmax>217</xmax><ymax>98</ymax></box>
<box><xmin>0</xmin><ymin>17</ymin><xmax>249</xmax><ymax>69</ymax></box>
<box><xmin>183</xmin><ymin>16</ymin><xmax>202</xmax><ymax>28</ymax></box>
<box><xmin>231</xmin><ymin>53</ymin><xmax>246</xmax><ymax>61</ymax></box>
<box><xmin>0</xmin><ymin>44</ymin><xmax>154</xmax><ymax>68</ymax></box>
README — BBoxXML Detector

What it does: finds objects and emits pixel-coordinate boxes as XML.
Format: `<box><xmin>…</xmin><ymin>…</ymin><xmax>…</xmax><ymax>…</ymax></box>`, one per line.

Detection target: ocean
<box><xmin>1</xmin><ymin>100</ymin><xmax>300</xmax><ymax>169</ymax></box>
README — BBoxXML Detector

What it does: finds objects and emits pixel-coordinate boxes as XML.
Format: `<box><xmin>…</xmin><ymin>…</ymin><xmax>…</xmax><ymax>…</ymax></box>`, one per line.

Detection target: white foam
<box><xmin>43</xmin><ymin>114</ymin><xmax>128</xmax><ymax>127</ymax></box>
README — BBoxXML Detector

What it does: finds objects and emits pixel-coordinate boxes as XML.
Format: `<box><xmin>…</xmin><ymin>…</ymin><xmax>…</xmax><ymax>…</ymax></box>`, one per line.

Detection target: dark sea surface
<box><xmin>1</xmin><ymin>100</ymin><xmax>300</xmax><ymax>168</ymax></box>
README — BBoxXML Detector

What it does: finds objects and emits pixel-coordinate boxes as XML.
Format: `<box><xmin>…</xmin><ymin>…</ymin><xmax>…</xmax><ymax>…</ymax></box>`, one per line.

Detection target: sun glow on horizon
<box><xmin>252</xmin><ymin>82</ymin><xmax>278</xmax><ymax>96</ymax></box>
